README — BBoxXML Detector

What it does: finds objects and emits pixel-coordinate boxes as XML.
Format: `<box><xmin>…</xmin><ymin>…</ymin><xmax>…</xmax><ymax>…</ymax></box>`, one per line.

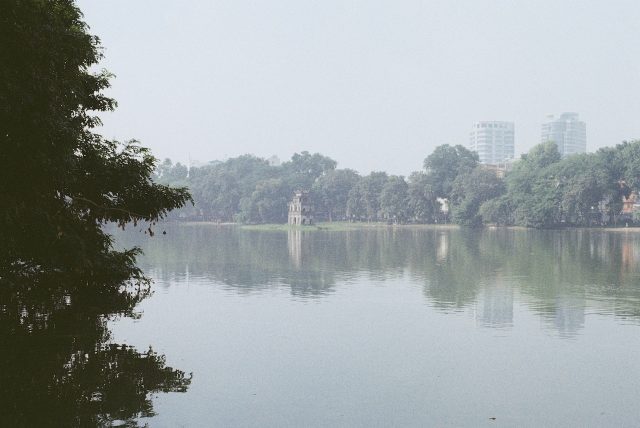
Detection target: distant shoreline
<box><xmin>165</xmin><ymin>221</ymin><xmax>640</xmax><ymax>233</ymax></box>
<box><xmin>586</xmin><ymin>227</ymin><xmax>640</xmax><ymax>232</ymax></box>
<box><xmin>174</xmin><ymin>221</ymin><xmax>459</xmax><ymax>231</ymax></box>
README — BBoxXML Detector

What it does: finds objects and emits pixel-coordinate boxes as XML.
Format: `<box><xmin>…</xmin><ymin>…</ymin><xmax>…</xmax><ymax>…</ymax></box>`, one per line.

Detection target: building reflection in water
<box><xmin>550</xmin><ymin>295</ymin><xmax>585</xmax><ymax>338</ymax></box>
<box><xmin>475</xmin><ymin>278</ymin><xmax>514</xmax><ymax>328</ymax></box>
<box><xmin>287</xmin><ymin>228</ymin><xmax>302</xmax><ymax>268</ymax></box>
<box><xmin>620</xmin><ymin>235</ymin><xmax>640</xmax><ymax>274</ymax></box>
<box><xmin>436</xmin><ymin>231</ymin><xmax>448</xmax><ymax>263</ymax></box>
<box><xmin>116</xmin><ymin>225</ymin><xmax>640</xmax><ymax>335</ymax></box>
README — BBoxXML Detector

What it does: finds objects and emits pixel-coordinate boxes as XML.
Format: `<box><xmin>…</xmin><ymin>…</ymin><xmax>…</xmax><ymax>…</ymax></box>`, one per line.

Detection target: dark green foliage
<box><xmin>380</xmin><ymin>176</ymin><xmax>409</xmax><ymax>223</ymax></box>
<box><xmin>312</xmin><ymin>169</ymin><xmax>361</xmax><ymax>221</ymax></box>
<box><xmin>423</xmin><ymin>144</ymin><xmax>479</xmax><ymax>198</ymax></box>
<box><xmin>192</xmin><ymin>155</ymin><xmax>274</xmax><ymax>221</ymax></box>
<box><xmin>282</xmin><ymin>151</ymin><xmax>337</xmax><ymax>191</ymax></box>
<box><xmin>607</xmin><ymin>141</ymin><xmax>640</xmax><ymax>190</ymax></box>
<box><xmin>347</xmin><ymin>172</ymin><xmax>389</xmax><ymax>221</ymax></box>
<box><xmin>479</xmin><ymin>195</ymin><xmax>514</xmax><ymax>226</ymax></box>
<box><xmin>518</xmin><ymin>141</ymin><xmax>562</xmax><ymax>169</ymax></box>
<box><xmin>501</xmin><ymin>143</ymin><xmax>564</xmax><ymax>228</ymax></box>
<box><xmin>238</xmin><ymin>178</ymin><xmax>290</xmax><ymax>223</ymax></box>
<box><xmin>0</xmin><ymin>270</ymin><xmax>191</xmax><ymax>427</ymax></box>
<box><xmin>1</xmin><ymin>3</ymin><xmax>192</xmax><ymax>423</ymax></box>
<box><xmin>406</xmin><ymin>172</ymin><xmax>439</xmax><ymax>223</ymax></box>
<box><xmin>156</xmin><ymin>159</ymin><xmax>189</xmax><ymax>187</ymax></box>
<box><xmin>551</xmin><ymin>154</ymin><xmax>610</xmax><ymax>225</ymax></box>
<box><xmin>154</xmin><ymin>137</ymin><xmax>640</xmax><ymax>228</ymax></box>
<box><xmin>157</xmin><ymin>152</ymin><xmax>338</xmax><ymax>222</ymax></box>
<box><xmin>0</xmin><ymin>0</ymin><xmax>191</xmax><ymax>276</ymax></box>
<box><xmin>476</xmin><ymin>141</ymin><xmax>640</xmax><ymax>228</ymax></box>
<box><xmin>451</xmin><ymin>167</ymin><xmax>505</xmax><ymax>226</ymax></box>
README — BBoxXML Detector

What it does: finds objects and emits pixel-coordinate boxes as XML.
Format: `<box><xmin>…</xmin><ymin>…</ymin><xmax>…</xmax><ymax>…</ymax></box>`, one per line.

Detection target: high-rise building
<box><xmin>468</xmin><ymin>121</ymin><xmax>515</xmax><ymax>164</ymax></box>
<box><xmin>541</xmin><ymin>112</ymin><xmax>586</xmax><ymax>157</ymax></box>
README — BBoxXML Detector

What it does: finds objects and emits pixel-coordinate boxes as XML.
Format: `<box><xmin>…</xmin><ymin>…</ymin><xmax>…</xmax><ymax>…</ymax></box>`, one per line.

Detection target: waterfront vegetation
<box><xmin>1</xmin><ymin>0</ymin><xmax>191</xmax><ymax>278</ymax></box>
<box><xmin>156</xmin><ymin>140</ymin><xmax>640</xmax><ymax>229</ymax></box>
<box><xmin>1</xmin><ymin>2</ymin><xmax>192</xmax><ymax>425</ymax></box>
<box><xmin>4</xmin><ymin>0</ymin><xmax>640</xmax><ymax>426</ymax></box>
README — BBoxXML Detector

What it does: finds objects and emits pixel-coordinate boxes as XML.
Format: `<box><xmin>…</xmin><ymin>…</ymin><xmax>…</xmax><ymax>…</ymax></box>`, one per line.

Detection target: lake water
<box><xmin>112</xmin><ymin>225</ymin><xmax>640</xmax><ymax>427</ymax></box>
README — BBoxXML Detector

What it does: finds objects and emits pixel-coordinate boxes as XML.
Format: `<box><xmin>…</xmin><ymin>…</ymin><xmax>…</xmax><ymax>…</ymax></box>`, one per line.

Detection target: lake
<box><xmin>111</xmin><ymin>224</ymin><xmax>640</xmax><ymax>427</ymax></box>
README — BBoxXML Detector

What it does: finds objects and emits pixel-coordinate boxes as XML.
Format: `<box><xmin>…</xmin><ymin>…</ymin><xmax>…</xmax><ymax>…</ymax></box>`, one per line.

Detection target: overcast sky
<box><xmin>78</xmin><ymin>0</ymin><xmax>640</xmax><ymax>175</ymax></box>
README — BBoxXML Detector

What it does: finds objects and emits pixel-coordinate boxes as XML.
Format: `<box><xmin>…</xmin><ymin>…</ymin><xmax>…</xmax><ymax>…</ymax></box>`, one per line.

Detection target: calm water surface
<box><xmin>112</xmin><ymin>225</ymin><xmax>640</xmax><ymax>427</ymax></box>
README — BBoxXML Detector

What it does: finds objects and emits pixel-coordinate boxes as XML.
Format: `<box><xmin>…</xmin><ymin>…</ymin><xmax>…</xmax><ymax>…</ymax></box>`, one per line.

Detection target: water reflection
<box><xmin>99</xmin><ymin>225</ymin><xmax>640</xmax><ymax>427</ymax></box>
<box><xmin>551</xmin><ymin>296</ymin><xmax>586</xmax><ymax>338</ymax></box>
<box><xmin>0</xmin><ymin>273</ymin><xmax>191</xmax><ymax>426</ymax></box>
<box><xmin>116</xmin><ymin>225</ymin><xmax>640</xmax><ymax>337</ymax></box>
<box><xmin>475</xmin><ymin>281</ymin><xmax>514</xmax><ymax>328</ymax></box>
<box><xmin>288</xmin><ymin>228</ymin><xmax>302</xmax><ymax>268</ymax></box>
<box><xmin>436</xmin><ymin>230</ymin><xmax>448</xmax><ymax>263</ymax></box>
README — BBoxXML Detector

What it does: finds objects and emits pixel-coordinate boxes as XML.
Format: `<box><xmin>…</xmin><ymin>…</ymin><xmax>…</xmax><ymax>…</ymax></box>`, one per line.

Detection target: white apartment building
<box><xmin>541</xmin><ymin>112</ymin><xmax>586</xmax><ymax>157</ymax></box>
<box><xmin>468</xmin><ymin>121</ymin><xmax>515</xmax><ymax>164</ymax></box>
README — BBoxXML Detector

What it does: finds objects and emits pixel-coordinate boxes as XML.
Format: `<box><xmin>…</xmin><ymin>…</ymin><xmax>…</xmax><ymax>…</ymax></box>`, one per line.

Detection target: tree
<box><xmin>596</xmin><ymin>145</ymin><xmax>628</xmax><ymax>223</ymax></box>
<box><xmin>450</xmin><ymin>167</ymin><xmax>505</xmax><ymax>226</ymax></box>
<box><xmin>423</xmin><ymin>144</ymin><xmax>479</xmax><ymax>198</ymax></box>
<box><xmin>311</xmin><ymin>169</ymin><xmax>360</xmax><ymax>221</ymax></box>
<box><xmin>281</xmin><ymin>151</ymin><xmax>337</xmax><ymax>191</ymax></box>
<box><xmin>238</xmin><ymin>179</ymin><xmax>289</xmax><ymax>223</ymax></box>
<box><xmin>0</xmin><ymin>4</ymin><xmax>192</xmax><ymax>422</ymax></box>
<box><xmin>605</xmin><ymin>141</ymin><xmax>640</xmax><ymax>191</ymax></box>
<box><xmin>519</xmin><ymin>141</ymin><xmax>562</xmax><ymax>169</ymax></box>
<box><xmin>189</xmin><ymin>155</ymin><xmax>276</xmax><ymax>221</ymax></box>
<box><xmin>192</xmin><ymin>169</ymin><xmax>242</xmax><ymax>221</ymax></box>
<box><xmin>380</xmin><ymin>176</ymin><xmax>409</xmax><ymax>223</ymax></box>
<box><xmin>551</xmin><ymin>154</ymin><xmax>609</xmax><ymax>225</ymax></box>
<box><xmin>479</xmin><ymin>195</ymin><xmax>514</xmax><ymax>225</ymax></box>
<box><xmin>490</xmin><ymin>142</ymin><xmax>562</xmax><ymax>228</ymax></box>
<box><xmin>155</xmin><ymin>159</ymin><xmax>189</xmax><ymax>187</ymax></box>
<box><xmin>347</xmin><ymin>172</ymin><xmax>388</xmax><ymax>221</ymax></box>
<box><xmin>346</xmin><ymin>183</ymin><xmax>366</xmax><ymax>221</ymax></box>
<box><xmin>407</xmin><ymin>171</ymin><xmax>439</xmax><ymax>223</ymax></box>
<box><xmin>0</xmin><ymin>1</ymin><xmax>191</xmax><ymax>276</ymax></box>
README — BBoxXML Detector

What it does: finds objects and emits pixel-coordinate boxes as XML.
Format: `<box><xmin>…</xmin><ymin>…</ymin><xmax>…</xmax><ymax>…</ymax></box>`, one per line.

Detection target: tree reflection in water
<box><xmin>122</xmin><ymin>225</ymin><xmax>640</xmax><ymax>336</ymax></box>
<box><xmin>0</xmin><ymin>272</ymin><xmax>191</xmax><ymax>427</ymax></box>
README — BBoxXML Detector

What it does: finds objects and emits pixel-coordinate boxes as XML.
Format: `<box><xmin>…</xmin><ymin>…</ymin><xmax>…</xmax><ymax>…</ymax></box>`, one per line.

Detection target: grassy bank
<box><xmin>169</xmin><ymin>221</ymin><xmax>640</xmax><ymax>233</ymax></box>
<box><xmin>240</xmin><ymin>222</ymin><xmax>359</xmax><ymax>232</ymax></box>
<box><xmin>238</xmin><ymin>222</ymin><xmax>460</xmax><ymax>232</ymax></box>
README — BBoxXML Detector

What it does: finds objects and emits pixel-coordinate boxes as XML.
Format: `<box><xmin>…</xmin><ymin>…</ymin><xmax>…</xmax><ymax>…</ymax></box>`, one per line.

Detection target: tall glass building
<box><xmin>541</xmin><ymin>112</ymin><xmax>586</xmax><ymax>157</ymax></box>
<box><xmin>468</xmin><ymin>121</ymin><xmax>515</xmax><ymax>164</ymax></box>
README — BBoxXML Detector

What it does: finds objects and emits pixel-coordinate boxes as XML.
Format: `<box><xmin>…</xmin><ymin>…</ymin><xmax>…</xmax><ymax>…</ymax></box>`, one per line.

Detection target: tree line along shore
<box><xmin>155</xmin><ymin>140</ymin><xmax>640</xmax><ymax>229</ymax></box>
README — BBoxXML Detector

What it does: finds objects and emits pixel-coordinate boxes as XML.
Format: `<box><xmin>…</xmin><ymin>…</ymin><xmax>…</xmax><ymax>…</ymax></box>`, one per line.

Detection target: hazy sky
<box><xmin>78</xmin><ymin>0</ymin><xmax>640</xmax><ymax>175</ymax></box>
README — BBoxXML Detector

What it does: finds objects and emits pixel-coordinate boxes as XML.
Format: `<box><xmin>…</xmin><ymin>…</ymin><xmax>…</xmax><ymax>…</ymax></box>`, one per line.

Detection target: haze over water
<box><xmin>109</xmin><ymin>225</ymin><xmax>640</xmax><ymax>426</ymax></box>
<box><xmin>79</xmin><ymin>1</ymin><xmax>640</xmax><ymax>174</ymax></box>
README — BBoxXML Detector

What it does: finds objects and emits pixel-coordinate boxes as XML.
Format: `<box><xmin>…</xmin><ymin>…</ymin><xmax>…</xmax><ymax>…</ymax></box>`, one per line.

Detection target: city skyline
<box><xmin>77</xmin><ymin>0</ymin><xmax>640</xmax><ymax>176</ymax></box>
<box><xmin>466</xmin><ymin>112</ymin><xmax>588</xmax><ymax>165</ymax></box>
<box><xmin>541</xmin><ymin>112</ymin><xmax>587</xmax><ymax>157</ymax></box>
<box><xmin>468</xmin><ymin>121</ymin><xmax>515</xmax><ymax>165</ymax></box>
<box><xmin>186</xmin><ymin>113</ymin><xmax>587</xmax><ymax>172</ymax></box>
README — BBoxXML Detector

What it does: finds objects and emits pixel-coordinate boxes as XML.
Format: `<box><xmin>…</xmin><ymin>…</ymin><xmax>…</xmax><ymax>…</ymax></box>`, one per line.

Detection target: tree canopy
<box><xmin>156</xmin><ymin>139</ymin><xmax>640</xmax><ymax>229</ymax></box>
<box><xmin>0</xmin><ymin>0</ymin><xmax>191</xmax><ymax>277</ymax></box>
<box><xmin>423</xmin><ymin>144</ymin><xmax>479</xmax><ymax>198</ymax></box>
<box><xmin>0</xmin><ymin>1</ymin><xmax>193</xmax><ymax>423</ymax></box>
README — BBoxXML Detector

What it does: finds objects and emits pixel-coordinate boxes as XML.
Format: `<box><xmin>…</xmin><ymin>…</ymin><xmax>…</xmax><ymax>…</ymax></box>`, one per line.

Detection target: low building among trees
<box><xmin>288</xmin><ymin>191</ymin><xmax>314</xmax><ymax>225</ymax></box>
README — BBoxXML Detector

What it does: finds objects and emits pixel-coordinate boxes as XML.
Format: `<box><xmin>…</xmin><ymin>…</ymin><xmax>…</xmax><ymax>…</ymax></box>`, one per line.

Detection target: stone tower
<box><xmin>288</xmin><ymin>191</ymin><xmax>313</xmax><ymax>225</ymax></box>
